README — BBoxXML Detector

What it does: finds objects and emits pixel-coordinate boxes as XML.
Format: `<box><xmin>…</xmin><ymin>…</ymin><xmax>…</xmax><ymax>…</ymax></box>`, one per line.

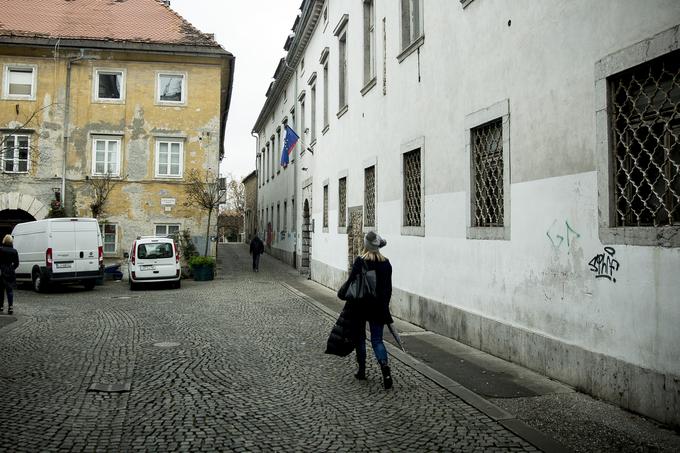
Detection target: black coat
<box><xmin>346</xmin><ymin>257</ymin><xmax>394</xmax><ymax>325</ymax></box>
<box><xmin>249</xmin><ymin>236</ymin><xmax>264</xmax><ymax>255</ymax></box>
<box><xmin>325</xmin><ymin>299</ymin><xmax>363</xmax><ymax>357</ymax></box>
<box><xmin>0</xmin><ymin>245</ymin><xmax>19</xmax><ymax>288</ymax></box>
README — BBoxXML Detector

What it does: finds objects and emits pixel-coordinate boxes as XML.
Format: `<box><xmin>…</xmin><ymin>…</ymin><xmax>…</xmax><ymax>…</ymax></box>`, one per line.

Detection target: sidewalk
<box><xmin>227</xmin><ymin>244</ymin><xmax>680</xmax><ymax>453</ymax></box>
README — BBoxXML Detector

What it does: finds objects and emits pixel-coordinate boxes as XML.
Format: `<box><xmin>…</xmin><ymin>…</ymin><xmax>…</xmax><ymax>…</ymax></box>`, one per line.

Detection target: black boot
<box><xmin>355</xmin><ymin>357</ymin><xmax>366</xmax><ymax>380</ymax></box>
<box><xmin>380</xmin><ymin>361</ymin><xmax>392</xmax><ymax>390</ymax></box>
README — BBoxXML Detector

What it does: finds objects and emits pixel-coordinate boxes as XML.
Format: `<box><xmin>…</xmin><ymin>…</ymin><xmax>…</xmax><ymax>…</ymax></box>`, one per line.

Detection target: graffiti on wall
<box><xmin>588</xmin><ymin>247</ymin><xmax>620</xmax><ymax>282</ymax></box>
<box><xmin>547</xmin><ymin>220</ymin><xmax>581</xmax><ymax>250</ymax></box>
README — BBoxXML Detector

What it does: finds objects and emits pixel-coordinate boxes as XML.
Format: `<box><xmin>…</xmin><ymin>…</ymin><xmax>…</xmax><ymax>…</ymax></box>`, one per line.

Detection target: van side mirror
<box><xmin>123</xmin><ymin>252</ymin><xmax>129</xmax><ymax>259</ymax></box>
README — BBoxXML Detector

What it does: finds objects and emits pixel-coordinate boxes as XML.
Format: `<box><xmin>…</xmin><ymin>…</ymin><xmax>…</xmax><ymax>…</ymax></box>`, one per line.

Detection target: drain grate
<box><xmin>88</xmin><ymin>383</ymin><xmax>131</xmax><ymax>393</ymax></box>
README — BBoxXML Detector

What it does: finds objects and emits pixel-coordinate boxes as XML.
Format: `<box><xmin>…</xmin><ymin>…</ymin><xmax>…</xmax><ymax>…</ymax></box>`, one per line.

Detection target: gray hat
<box><xmin>364</xmin><ymin>231</ymin><xmax>386</xmax><ymax>251</ymax></box>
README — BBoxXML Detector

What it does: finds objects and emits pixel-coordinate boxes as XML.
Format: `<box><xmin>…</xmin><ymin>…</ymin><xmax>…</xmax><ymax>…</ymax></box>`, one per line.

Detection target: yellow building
<box><xmin>0</xmin><ymin>0</ymin><xmax>234</xmax><ymax>258</ymax></box>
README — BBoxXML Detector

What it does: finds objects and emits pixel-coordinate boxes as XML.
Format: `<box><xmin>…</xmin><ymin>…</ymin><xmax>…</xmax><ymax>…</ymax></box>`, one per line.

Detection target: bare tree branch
<box><xmin>184</xmin><ymin>168</ymin><xmax>225</xmax><ymax>256</ymax></box>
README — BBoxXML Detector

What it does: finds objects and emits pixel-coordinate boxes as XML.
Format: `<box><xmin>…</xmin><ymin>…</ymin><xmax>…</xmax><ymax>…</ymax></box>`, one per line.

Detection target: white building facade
<box><xmin>253</xmin><ymin>0</ymin><xmax>680</xmax><ymax>426</ymax></box>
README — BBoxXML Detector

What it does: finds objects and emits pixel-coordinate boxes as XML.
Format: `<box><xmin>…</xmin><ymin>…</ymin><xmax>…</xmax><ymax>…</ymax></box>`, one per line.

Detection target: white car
<box><xmin>127</xmin><ymin>237</ymin><xmax>181</xmax><ymax>290</ymax></box>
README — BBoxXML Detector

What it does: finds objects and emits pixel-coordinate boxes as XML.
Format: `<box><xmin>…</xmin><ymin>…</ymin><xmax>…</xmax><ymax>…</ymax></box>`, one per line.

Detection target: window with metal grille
<box><xmin>2</xmin><ymin>134</ymin><xmax>29</xmax><ymax>173</ymax></box>
<box><xmin>323</xmin><ymin>184</ymin><xmax>329</xmax><ymax>228</ymax></box>
<box><xmin>99</xmin><ymin>223</ymin><xmax>117</xmax><ymax>254</ymax></box>
<box><xmin>610</xmin><ymin>51</ymin><xmax>680</xmax><ymax>227</ymax></box>
<box><xmin>364</xmin><ymin>166</ymin><xmax>376</xmax><ymax>227</ymax></box>
<box><xmin>472</xmin><ymin>118</ymin><xmax>504</xmax><ymax>227</ymax></box>
<box><xmin>338</xmin><ymin>177</ymin><xmax>347</xmax><ymax>228</ymax></box>
<box><xmin>403</xmin><ymin>149</ymin><xmax>421</xmax><ymax>226</ymax></box>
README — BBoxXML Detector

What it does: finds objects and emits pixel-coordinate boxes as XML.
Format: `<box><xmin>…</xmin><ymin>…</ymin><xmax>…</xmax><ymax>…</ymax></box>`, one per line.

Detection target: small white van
<box><xmin>12</xmin><ymin>218</ymin><xmax>104</xmax><ymax>292</ymax></box>
<box><xmin>127</xmin><ymin>236</ymin><xmax>181</xmax><ymax>290</ymax></box>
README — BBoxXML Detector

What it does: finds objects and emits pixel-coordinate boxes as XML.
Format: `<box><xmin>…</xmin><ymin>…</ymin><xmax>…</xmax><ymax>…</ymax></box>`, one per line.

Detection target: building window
<box><xmin>277</xmin><ymin>203</ymin><xmax>281</xmax><ymax>234</ymax></box>
<box><xmin>155</xmin><ymin>140</ymin><xmax>183</xmax><ymax>178</ymax></box>
<box><xmin>338</xmin><ymin>177</ymin><xmax>347</xmax><ymax>228</ymax></box>
<box><xmin>276</xmin><ymin>128</ymin><xmax>281</xmax><ymax>173</ymax></box>
<box><xmin>310</xmin><ymin>82</ymin><xmax>317</xmax><ymax>142</ymax></box>
<box><xmin>3</xmin><ymin>65</ymin><xmax>36</xmax><ymax>99</ymax></box>
<box><xmin>271</xmin><ymin>137</ymin><xmax>276</xmax><ymax>179</ymax></box>
<box><xmin>610</xmin><ymin>52</ymin><xmax>679</xmax><ymax>228</ymax></box>
<box><xmin>265</xmin><ymin>143</ymin><xmax>270</xmax><ymax>181</ymax></box>
<box><xmin>100</xmin><ymin>223</ymin><xmax>118</xmax><ymax>254</ymax></box>
<box><xmin>155</xmin><ymin>224</ymin><xmax>180</xmax><ymax>237</ymax></box>
<box><xmin>291</xmin><ymin>198</ymin><xmax>296</xmax><ymax>231</ymax></box>
<box><xmin>2</xmin><ymin>134</ymin><xmax>29</xmax><ymax>173</ymax></box>
<box><xmin>472</xmin><ymin>119</ymin><xmax>504</xmax><ymax>227</ymax></box>
<box><xmin>363</xmin><ymin>0</ymin><xmax>376</xmax><ymax>85</ymax></box>
<box><xmin>157</xmin><ymin>72</ymin><xmax>186</xmax><ymax>104</ymax></box>
<box><xmin>323</xmin><ymin>60</ymin><xmax>330</xmax><ymax>130</ymax></box>
<box><xmin>364</xmin><ymin>165</ymin><xmax>376</xmax><ymax>227</ymax></box>
<box><xmin>300</xmin><ymin>57</ymin><xmax>305</xmax><ymax>73</ymax></box>
<box><xmin>94</xmin><ymin>69</ymin><xmax>125</xmax><ymax>101</ymax></box>
<box><xmin>323</xmin><ymin>183</ymin><xmax>329</xmax><ymax>229</ymax></box>
<box><xmin>91</xmin><ymin>136</ymin><xmax>121</xmax><ymax>176</ymax></box>
<box><xmin>338</xmin><ymin>32</ymin><xmax>348</xmax><ymax>111</ymax></box>
<box><xmin>400</xmin><ymin>0</ymin><xmax>423</xmax><ymax>50</ymax></box>
<box><xmin>284</xmin><ymin>200</ymin><xmax>288</xmax><ymax>230</ymax></box>
<box><xmin>403</xmin><ymin>148</ymin><xmax>422</xmax><ymax>228</ymax></box>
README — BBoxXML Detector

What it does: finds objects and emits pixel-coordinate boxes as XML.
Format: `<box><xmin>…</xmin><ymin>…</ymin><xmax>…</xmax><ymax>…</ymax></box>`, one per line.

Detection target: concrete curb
<box><xmin>281</xmin><ymin>282</ymin><xmax>571</xmax><ymax>453</ymax></box>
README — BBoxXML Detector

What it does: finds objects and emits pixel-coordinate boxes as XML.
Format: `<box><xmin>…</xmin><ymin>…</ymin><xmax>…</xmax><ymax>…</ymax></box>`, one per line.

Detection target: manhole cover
<box><xmin>111</xmin><ymin>296</ymin><xmax>138</xmax><ymax>299</ymax></box>
<box><xmin>88</xmin><ymin>383</ymin><xmax>131</xmax><ymax>393</ymax></box>
<box><xmin>153</xmin><ymin>341</ymin><xmax>181</xmax><ymax>348</ymax></box>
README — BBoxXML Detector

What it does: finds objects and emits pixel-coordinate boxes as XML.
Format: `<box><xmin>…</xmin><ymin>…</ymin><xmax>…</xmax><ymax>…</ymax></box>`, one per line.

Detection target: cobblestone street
<box><xmin>0</xmin><ymin>244</ymin><xmax>540</xmax><ymax>452</ymax></box>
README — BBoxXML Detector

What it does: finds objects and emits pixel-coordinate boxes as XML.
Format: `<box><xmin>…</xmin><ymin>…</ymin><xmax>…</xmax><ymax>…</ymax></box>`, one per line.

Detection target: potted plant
<box><xmin>188</xmin><ymin>256</ymin><xmax>215</xmax><ymax>281</ymax></box>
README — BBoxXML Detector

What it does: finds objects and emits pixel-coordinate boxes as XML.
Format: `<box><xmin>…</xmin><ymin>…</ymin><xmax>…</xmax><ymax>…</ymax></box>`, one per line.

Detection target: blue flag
<box><xmin>280</xmin><ymin>125</ymin><xmax>300</xmax><ymax>168</ymax></box>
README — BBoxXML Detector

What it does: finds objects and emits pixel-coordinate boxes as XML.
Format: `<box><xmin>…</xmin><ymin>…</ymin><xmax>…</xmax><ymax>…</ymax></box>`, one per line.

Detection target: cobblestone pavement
<box><xmin>0</xmin><ymin>245</ymin><xmax>539</xmax><ymax>452</ymax></box>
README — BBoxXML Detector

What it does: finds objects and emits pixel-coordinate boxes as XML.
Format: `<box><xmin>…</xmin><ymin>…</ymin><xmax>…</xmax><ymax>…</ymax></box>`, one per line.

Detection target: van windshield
<box><xmin>137</xmin><ymin>243</ymin><xmax>174</xmax><ymax>259</ymax></box>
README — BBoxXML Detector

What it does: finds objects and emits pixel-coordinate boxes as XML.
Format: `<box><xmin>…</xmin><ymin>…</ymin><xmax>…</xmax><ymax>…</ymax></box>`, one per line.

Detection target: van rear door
<box><xmin>136</xmin><ymin>240</ymin><xmax>176</xmax><ymax>279</ymax></box>
<box><xmin>51</xmin><ymin>220</ymin><xmax>77</xmax><ymax>276</ymax></box>
<box><xmin>74</xmin><ymin>220</ymin><xmax>100</xmax><ymax>274</ymax></box>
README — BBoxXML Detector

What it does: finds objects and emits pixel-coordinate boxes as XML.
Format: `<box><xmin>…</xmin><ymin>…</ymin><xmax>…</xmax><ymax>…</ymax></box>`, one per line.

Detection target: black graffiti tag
<box><xmin>588</xmin><ymin>247</ymin><xmax>620</xmax><ymax>282</ymax></box>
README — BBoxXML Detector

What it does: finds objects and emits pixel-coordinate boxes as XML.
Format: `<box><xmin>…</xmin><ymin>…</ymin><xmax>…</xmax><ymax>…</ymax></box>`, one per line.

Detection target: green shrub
<box><xmin>188</xmin><ymin>255</ymin><xmax>215</xmax><ymax>269</ymax></box>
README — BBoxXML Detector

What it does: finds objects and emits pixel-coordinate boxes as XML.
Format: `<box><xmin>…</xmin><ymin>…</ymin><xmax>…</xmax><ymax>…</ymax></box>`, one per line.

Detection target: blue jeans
<box><xmin>356</xmin><ymin>321</ymin><xmax>388</xmax><ymax>366</ymax></box>
<box><xmin>0</xmin><ymin>282</ymin><xmax>13</xmax><ymax>308</ymax></box>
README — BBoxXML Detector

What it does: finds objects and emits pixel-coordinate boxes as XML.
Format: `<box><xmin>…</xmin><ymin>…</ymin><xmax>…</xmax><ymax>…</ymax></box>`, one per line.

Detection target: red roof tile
<box><xmin>0</xmin><ymin>0</ymin><xmax>221</xmax><ymax>48</ymax></box>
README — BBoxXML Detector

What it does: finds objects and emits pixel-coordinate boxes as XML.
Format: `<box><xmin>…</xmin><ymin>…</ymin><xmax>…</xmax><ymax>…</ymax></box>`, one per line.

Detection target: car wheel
<box><xmin>83</xmin><ymin>280</ymin><xmax>96</xmax><ymax>290</ymax></box>
<box><xmin>129</xmin><ymin>279</ymin><xmax>137</xmax><ymax>291</ymax></box>
<box><xmin>174</xmin><ymin>280</ymin><xmax>181</xmax><ymax>289</ymax></box>
<box><xmin>32</xmin><ymin>270</ymin><xmax>45</xmax><ymax>293</ymax></box>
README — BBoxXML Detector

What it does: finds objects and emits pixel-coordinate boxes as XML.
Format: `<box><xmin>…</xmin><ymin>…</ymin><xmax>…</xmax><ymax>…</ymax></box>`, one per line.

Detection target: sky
<box><xmin>170</xmin><ymin>0</ymin><xmax>300</xmax><ymax>181</ymax></box>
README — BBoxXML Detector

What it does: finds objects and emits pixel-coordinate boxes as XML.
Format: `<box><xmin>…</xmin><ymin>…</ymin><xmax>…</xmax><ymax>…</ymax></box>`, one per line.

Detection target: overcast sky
<box><xmin>170</xmin><ymin>0</ymin><xmax>300</xmax><ymax>181</ymax></box>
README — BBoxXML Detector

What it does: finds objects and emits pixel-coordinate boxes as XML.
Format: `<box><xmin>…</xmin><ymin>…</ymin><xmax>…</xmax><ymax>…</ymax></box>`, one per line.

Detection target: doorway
<box><xmin>301</xmin><ymin>198</ymin><xmax>311</xmax><ymax>276</ymax></box>
<box><xmin>347</xmin><ymin>206</ymin><xmax>363</xmax><ymax>271</ymax></box>
<box><xmin>0</xmin><ymin>209</ymin><xmax>35</xmax><ymax>238</ymax></box>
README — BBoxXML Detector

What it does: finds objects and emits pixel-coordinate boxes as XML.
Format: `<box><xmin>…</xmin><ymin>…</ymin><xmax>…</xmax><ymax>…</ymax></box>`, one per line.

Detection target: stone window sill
<box><xmin>361</xmin><ymin>77</ymin><xmax>377</xmax><ymax>96</ymax></box>
<box><xmin>397</xmin><ymin>35</ymin><xmax>425</xmax><ymax>63</ymax></box>
<box><xmin>336</xmin><ymin>105</ymin><xmax>348</xmax><ymax>119</ymax></box>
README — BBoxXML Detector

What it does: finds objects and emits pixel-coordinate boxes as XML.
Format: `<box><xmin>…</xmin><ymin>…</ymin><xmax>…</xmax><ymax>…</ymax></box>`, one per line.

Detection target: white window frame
<box><xmin>155</xmin><ymin>139</ymin><xmax>184</xmax><ymax>178</ymax></box>
<box><xmin>93</xmin><ymin>68</ymin><xmax>126</xmax><ymax>103</ymax></box>
<box><xmin>464</xmin><ymin>99</ymin><xmax>511</xmax><ymax>241</ymax></box>
<box><xmin>100</xmin><ymin>223</ymin><xmax>118</xmax><ymax>255</ymax></box>
<box><xmin>156</xmin><ymin>71</ymin><xmax>187</xmax><ymax>105</ymax></box>
<box><xmin>363</xmin><ymin>156</ymin><xmax>378</xmax><ymax>232</ymax></box>
<box><xmin>363</xmin><ymin>0</ymin><xmax>377</xmax><ymax>90</ymax></box>
<box><xmin>155</xmin><ymin>224</ymin><xmax>181</xmax><ymax>237</ymax></box>
<box><xmin>3</xmin><ymin>64</ymin><xmax>37</xmax><ymax>100</ymax></box>
<box><xmin>91</xmin><ymin>136</ymin><xmax>122</xmax><ymax>177</ymax></box>
<box><xmin>338</xmin><ymin>170</ymin><xmax>348</xmax><ymax>234</ymax></box>
<box><xmin>334</xmin><ymin>15</ymin><xmax>349</xmax><ymax>117</ymax></box>
<box><xmin>323</xmin><ymin>179</ymin><xmax>329</xmax><ymax>232</ymax></box>
<box><xmin>400</xmin><ymin>137</ymin><xmax>425</xmax><ymax>237</ymax></box>
<box><xmin>2</xmin><ymin>133</ymin><xmax>30</xmax><ymax>174</ymax></box>
<box><xmin>595</xmin><ymin>26</ymin><xmax>680</xmax><ymax>247</ymax></box>
<box><xmin>398</xmin><ymin>0</ymin><xmax>425</xmax><ymax>62</ymax></box>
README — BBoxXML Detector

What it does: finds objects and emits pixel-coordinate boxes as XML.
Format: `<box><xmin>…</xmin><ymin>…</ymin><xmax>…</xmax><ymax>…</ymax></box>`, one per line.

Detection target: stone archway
<box><xmin>0</xmin><ymin>192</ymin><xmax>47</xmax><ymax>237</ymax></box>
<box><xmin>301</xmin><ymin>198</ymin><xmax>312</xmax><ymax>276</ymax></box>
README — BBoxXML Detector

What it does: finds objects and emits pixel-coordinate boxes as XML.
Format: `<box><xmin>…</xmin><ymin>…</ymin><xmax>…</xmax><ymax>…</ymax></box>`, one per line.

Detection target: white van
<box><xmin>127</xmin><ymin>236</ymin><xmax>181</xmax><ymax>290</ymax></box>
<box><xmin>12</xmin><ymin>218</ymin><xmax>104</xmax><ymax>292</ymax></box>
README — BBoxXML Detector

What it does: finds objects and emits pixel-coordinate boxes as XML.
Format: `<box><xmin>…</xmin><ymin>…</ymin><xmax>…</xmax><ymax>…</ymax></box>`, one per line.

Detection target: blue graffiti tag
<box><xmin>547</xmin><ymin>220</ymin><xmax>581</xmax><ymax>249</ymax></box>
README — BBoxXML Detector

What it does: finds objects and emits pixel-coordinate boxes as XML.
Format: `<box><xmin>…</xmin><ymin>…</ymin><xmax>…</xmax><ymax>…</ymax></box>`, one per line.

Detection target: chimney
<box><xmin>161</xmin><ymin>0</ymin><xmax>170</xmax><ymax>6</ymax></box>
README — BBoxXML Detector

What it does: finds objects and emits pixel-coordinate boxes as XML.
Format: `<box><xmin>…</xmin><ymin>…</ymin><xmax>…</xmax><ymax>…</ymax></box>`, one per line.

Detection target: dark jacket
<box><xmin>325</xmin><ymin>299</ymin><xmax>363</xmax><ymax>357</ymax></box>
<box><xmin>0</xmin><ymin>245</ymin><xmax>19</xmax><ymax>288</ymax></box>
<box><xmin>347</xmin><ymin>256</ymin><xmax>393</xmax><ymax>325</ymax></box>
<box><xmin>249</xmin><ymin>236</ymin><xmax>264</xmax><ymax>255</ymax></box>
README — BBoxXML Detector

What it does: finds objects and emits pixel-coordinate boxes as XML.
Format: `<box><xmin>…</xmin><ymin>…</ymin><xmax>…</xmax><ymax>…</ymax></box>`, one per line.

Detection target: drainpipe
<box><xmin>251</xmin><ymin>131</ymin><xmax>259</xmax><ymax>239</ymax></box>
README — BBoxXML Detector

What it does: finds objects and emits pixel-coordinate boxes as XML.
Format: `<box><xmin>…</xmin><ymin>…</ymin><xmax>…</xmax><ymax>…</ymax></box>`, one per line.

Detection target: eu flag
<box><xmin>280</xmin><ymin>125</ymin><xmax>300</xmax><ymax>168</ymax></box>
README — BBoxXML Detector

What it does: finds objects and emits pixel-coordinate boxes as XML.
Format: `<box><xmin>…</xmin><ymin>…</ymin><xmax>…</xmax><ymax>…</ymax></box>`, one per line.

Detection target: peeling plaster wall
<box><xmin>1</xmin><ymin>46</ymin><xmax>224</xmax><ymax>258</ymax></box>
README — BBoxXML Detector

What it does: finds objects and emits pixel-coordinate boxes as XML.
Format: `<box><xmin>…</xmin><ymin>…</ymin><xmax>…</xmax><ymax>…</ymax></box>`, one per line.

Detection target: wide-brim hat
<box><xmin>364</xmin><ymin>231</ymin><xmax>386</xmax><ymax>251</ymax></box>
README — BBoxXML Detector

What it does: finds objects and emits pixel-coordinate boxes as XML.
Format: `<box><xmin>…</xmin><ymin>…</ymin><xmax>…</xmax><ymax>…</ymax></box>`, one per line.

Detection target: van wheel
<box><xmin>32</xmin><ymin>270</ymin><xmax>45</xmax><ymax>293</ymax></box>
<box><xmin>129</xmin><ymin>280</ymin><xmax>137</xmax><ymax>291</ymax></box>
<box><xmin>173</xmin><ymin>280</ymin><xmax>181</xmax><ymax>289</ymax></box>
<box><xmin>83</xmin><ymin>280</ymin><xmax>96</xmax><ymax>290</ymax></box>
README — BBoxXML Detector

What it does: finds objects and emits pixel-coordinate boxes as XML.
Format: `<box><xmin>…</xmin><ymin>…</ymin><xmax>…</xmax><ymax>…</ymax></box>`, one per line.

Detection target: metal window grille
<box><xmin>472</xmin><ymin>118</ymin><xmax>504</xmax><ymax>227</ymax></box>
<box><xmin>323</xmin><ymin>185</ymin><xmax>329</xmax><ymax>228</ymax></box>
<box><xmin>364</xmin><ymin>166</ymin><xmax>376</xmax><ymax>227</ymax></box>
<box><xmin>403</xmin><ymin>149</ymin><xmax>421</xmax><ymax>226</ymax></box>
<box><xmin>610</xmin><ymin>51</ymin><xmax>680</xmax><ymax>227</ymax></box>
<box><xmin>338</xmin><ymin>177</ymin><xmax>347</xmax><ymax>227</ymax></box>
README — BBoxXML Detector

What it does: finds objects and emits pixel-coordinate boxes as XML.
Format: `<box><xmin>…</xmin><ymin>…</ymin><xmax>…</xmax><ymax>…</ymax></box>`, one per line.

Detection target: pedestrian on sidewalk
<box><xmin>349</xmin><ymin>231</ymin><xmax>394</xmax><ymax>390</ymax></box>
<box><xmin>249</xmin><ymin>231</ymin><xmax>265</xmax><ymax>272</ymax></box>
<box><xmin>0</xmin><ymin>234</ymin><xmax>20</xmax><ymax>315</ymax></box>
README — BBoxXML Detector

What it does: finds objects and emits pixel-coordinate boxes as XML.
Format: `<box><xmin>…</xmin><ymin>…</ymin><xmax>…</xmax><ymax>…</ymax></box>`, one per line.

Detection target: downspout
<box><xmin>61</xmin><ymin>59</ymin><xmax>72</xmax><ymax>204</ymax></box>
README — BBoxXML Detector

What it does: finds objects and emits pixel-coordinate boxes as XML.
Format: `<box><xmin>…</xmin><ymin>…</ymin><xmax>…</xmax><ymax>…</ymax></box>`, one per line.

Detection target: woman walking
<box><xmin>350</xmin><ymin>231</ymin><xmax>394</xmax><ymax>390</ymax></box>
<box><xmin>0</xmin><ymin>234</ymin><xmax>19</xmax><ymax>315</ymax></box>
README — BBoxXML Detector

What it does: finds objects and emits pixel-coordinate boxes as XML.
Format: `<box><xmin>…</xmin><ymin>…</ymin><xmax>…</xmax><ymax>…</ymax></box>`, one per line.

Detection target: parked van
<box><xmin>12</xmin><ymin>218</ymin><xmax>104</xmax><ymax>292</ymax></box>
<box><xmin>127</xmin><ymin>236</ymin><xmax>181</xmax><ymax>290</ymax></box>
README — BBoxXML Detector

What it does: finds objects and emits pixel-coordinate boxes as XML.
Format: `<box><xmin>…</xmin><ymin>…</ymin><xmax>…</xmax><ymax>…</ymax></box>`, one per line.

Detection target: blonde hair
<box><xmin>2</xmin><ymin>234</ymin><xmax>13</xmax><ymax>246</ymax></box>
<box><xmin>360</xmin><ymin>248</ymin><xmax>386</xmax><ymax>262</ymax></box>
